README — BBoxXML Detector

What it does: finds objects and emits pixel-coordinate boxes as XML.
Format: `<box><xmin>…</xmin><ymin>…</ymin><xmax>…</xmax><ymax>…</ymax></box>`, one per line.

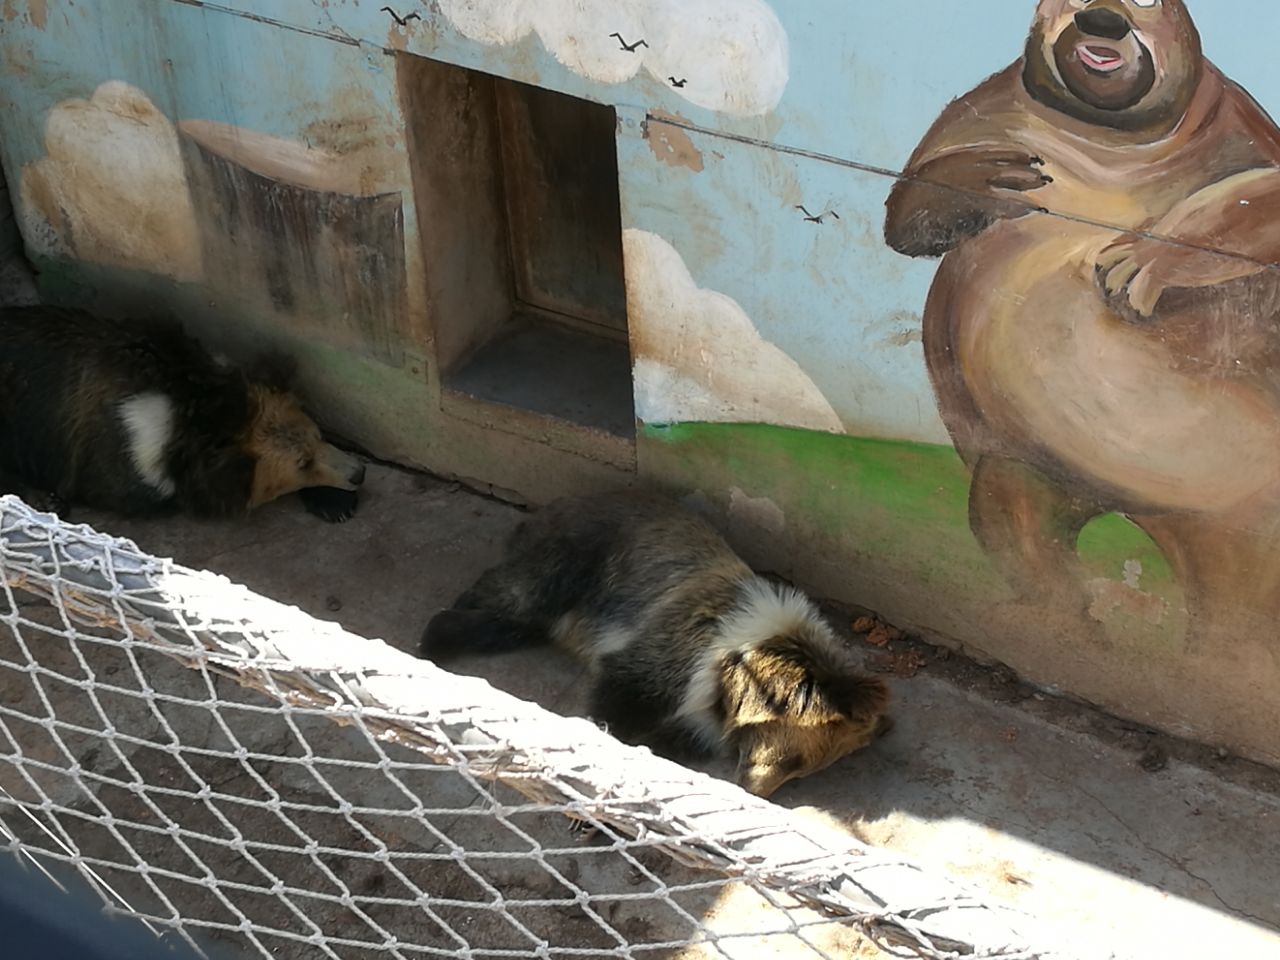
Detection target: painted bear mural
<box><xmin>884</xmin><ymin>0</ymin><xmax>1280</xmax><ymax>646</ymax></box>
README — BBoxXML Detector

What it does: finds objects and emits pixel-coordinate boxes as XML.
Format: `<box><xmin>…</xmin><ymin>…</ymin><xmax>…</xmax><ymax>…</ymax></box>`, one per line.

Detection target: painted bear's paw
<box><xmin>1095</xmin><ymin>236</ymin><xmax>1257</xmax><ymax>321</ymax></box>
<box><xmin>299</xmin><ymin>486</ymin><xmax>359</xmax><ymax>523</ymax></box>
<box><xmin>1094</xmin><ymin>237</ymin><xmax>1168</xmax><ymax>321</ymax></box>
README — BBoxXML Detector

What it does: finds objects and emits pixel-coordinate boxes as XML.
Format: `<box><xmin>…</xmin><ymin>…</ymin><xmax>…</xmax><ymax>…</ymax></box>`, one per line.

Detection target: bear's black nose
<box><xmin>1075</xmin><ymin>8</ymin><xmax>1132</xmax><ymax>41</ymax></box>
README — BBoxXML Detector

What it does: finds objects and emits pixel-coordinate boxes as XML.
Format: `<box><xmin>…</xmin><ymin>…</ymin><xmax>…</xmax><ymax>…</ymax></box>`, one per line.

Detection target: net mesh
<box><xmin>0</xmin><ymin>494</ymin><xmax>1073</xmax><ymax>959</ymax></box>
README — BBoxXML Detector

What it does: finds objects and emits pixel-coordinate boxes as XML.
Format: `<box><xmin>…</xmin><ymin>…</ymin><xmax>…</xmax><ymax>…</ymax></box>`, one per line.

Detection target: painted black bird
<box><xmin>610</xmin><ymin>32</ymin><xmax>649</xmax><ymax>52</ymax></box>
<box><xmin>796</xmin><ymin>205</ymin><xmax>840</xmax><ymax>224</ymax></box>
<box><xmin>381</xmin><ymin>7</ymin><xmax>420</xmax><ymax>26</ymax></box>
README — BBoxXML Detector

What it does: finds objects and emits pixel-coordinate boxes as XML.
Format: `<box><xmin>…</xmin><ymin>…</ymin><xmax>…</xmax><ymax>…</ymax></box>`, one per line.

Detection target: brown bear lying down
<box><xmin>0</xmin><ymin>305</ymin><xmax>364</xmax><ymax>522</ymax></box>
<box><xmin>421</xmin><ymin>492</ymin><xmax>892</xmax><ymax>798</ymax></box>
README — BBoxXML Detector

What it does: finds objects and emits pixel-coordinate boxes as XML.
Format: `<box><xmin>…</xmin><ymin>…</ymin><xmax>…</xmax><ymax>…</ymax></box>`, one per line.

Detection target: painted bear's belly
<box><xmin>931</xmin><ymin>219</ymin><xmax>1280</xmax><ymax>512</ymax></box>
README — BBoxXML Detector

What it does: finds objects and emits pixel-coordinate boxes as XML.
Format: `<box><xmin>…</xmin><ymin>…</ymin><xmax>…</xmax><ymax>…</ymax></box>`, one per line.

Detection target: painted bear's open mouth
<box><xmin>1077</xmin><ymin>42</ymin><xmax>1126</xmax><ymax>74</ymax></box>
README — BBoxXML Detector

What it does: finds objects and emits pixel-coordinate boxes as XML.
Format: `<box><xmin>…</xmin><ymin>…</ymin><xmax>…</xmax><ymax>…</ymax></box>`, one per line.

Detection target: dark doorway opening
<box><xmin>399</xmin><ymin>55</ymin><xmax>634</xmax><ymax>445</ymax></box>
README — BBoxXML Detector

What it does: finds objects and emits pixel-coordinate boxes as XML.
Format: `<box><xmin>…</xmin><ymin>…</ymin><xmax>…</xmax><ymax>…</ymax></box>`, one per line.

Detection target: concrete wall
<box><xmin>0</xmin><ymin>128</ymin><xmax>36</xmax><ymax>307</ymax></box>
<box><xmin>1</xmin><ymin>0</ymin><xmax>1278</xmax><ymax>766</ymax></box>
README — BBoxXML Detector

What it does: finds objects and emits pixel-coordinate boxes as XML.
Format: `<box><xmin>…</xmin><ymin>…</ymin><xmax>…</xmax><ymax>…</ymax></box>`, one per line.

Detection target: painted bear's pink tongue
<box><xmin>1077</xmin><ymin>43</ymin><xmax>1125</xmax><ymax>72</ymax></box>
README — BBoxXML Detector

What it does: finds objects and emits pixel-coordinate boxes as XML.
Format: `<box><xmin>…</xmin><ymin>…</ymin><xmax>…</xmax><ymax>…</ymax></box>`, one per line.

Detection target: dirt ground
<box><xmin>2</xmin><ymin>462</ymin><xmax>1278</xmax><ymax>959</ymax></box>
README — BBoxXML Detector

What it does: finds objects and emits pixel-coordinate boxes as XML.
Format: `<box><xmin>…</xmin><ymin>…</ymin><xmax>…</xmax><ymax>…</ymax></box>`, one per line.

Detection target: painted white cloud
<box><xmin>625</xmin><ymin>228</ymin><xmax>843</xmax><ymax>433</ymax></box>
<box><xmin>437</xmin><ymin>0</ymin><xmax>789</xmax><ymax>116</ymax></box>
<box><xmin>20</xmin><ymin>81</ymin><xmax>202</xmax><ymax>281</ymax></box>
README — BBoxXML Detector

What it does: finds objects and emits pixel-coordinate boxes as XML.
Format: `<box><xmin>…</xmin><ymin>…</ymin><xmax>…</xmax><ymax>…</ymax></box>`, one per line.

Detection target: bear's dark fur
<box><xmin>0</xmin><ymin>305</ymin><xmax>364</xmax><ymax>519</ymax></box>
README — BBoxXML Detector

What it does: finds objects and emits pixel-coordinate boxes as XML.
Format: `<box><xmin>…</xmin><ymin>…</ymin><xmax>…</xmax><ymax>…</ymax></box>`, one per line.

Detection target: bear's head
<box><xmin>724</xmin><ymin>622</ymin><xmax>891</xmax><ymax>798</ymax></box>
<box><xmin>243</xmin><ymin>385</ymin><xmax>366</xmax><ymax>510</ymax></box>
<box><xmin>1023</xmin><ymin>0</ymin><xmax>1202</xmax><ymax>134</ymax></box>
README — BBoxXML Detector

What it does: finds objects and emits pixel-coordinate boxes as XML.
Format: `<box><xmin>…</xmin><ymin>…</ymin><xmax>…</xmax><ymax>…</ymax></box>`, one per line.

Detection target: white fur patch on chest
<box><xmin>118</xmin><ymin>392</ymin><xmax>176</xmax><ymax>498</ymax></box>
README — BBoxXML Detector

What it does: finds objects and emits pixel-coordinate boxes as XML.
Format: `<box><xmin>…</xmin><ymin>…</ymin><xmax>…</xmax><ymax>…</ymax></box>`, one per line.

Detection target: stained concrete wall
<box><xmin>0</xmin><ymin>0</ymin><xmax>1278</xmax><ymax>767</ymax></box>
<box><xmin>0</xmin><ymin>140</ymin><xmax>35</xmax><ymax>307</ymax></box>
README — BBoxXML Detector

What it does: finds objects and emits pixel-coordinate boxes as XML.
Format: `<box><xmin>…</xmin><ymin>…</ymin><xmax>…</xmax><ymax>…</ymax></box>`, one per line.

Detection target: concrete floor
<box><xmin>4</xmin><ymin>462</ymin><xmax>1279</xmax><ymax>959</ymax></box>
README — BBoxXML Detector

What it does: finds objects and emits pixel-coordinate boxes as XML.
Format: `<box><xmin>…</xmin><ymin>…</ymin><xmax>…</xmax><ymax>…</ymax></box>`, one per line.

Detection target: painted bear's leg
<box><xmin>967</xmin><ymin>454</ymin><xmax>1101</xmax><ymax>613</ymax></box>
<box><xmin>1133</xmin><ymin>510</ymin><xmax>1280</xmax><ymax>649</ymax></box>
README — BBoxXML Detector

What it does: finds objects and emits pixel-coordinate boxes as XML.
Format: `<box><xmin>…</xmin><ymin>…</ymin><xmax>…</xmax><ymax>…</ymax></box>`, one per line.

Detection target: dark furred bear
<box><xmin>0</xmin><ymin>305</ymin><xmax>365</xmax><ymax>520</ymax></box>
<box><xmin>421</xmin><ymin>492</ymin><xmax>891</xmax><ymax>798</ymax></box>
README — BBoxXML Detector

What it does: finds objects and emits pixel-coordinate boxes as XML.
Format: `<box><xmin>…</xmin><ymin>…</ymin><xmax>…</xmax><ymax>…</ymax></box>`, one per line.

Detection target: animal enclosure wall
<box><xmin>0</xmin><ymin>0</ymin><xmax>1278</xmax><ymax>767</ymax></box>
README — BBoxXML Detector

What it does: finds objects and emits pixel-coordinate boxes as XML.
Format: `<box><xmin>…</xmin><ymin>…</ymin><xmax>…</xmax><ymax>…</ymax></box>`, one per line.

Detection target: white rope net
<box><xmin>0</xmin><ymin>495</ymin><xmax>1077</xmax><ymax>960</ymax></box>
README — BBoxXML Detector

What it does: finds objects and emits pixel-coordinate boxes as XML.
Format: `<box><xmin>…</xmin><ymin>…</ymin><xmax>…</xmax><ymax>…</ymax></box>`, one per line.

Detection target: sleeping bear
<box><xmin>421</xmin><ymin>492</ymin><xmax>891</xmax><ymax>798</ymax></box>
<box><xmin>0</xmin><ymin>305</ymin><xmax>365</xmax><ymax>521</ymax></box>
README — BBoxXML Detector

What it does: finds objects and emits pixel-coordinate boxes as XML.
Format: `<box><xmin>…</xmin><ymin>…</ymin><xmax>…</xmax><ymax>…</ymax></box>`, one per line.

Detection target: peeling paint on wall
<box><xmin>436</xmin><ymin>0</ymin><xmax>789</xmax><ymax>116</ymax></box>
<box><xmin>729</xmin><ymin>486</ymin><xmax>786</xmax><ymax>537</ymax></box>
<box><xmin>1</xmin><ymin>0</ymin><xmax>46</xmax><ymax>30</ymax></box>
<box><xmin>624</xmin><ymin>228</ymin><xmax>841</xmax><ymax>432</ymax></box>
<box><xmin>20</xmin><ymin>82</ymin><xmax>202</xmax><ymax>281</ymax></box>
<box><xmin>1087</xmin><ymin>560</ymin><xmax>1170</xmax><ymax>628</ymax></box>
<box><xmin>644</xmin><ymin>111</ymin><xmax>705</xmax><ymax>171</ymax></box>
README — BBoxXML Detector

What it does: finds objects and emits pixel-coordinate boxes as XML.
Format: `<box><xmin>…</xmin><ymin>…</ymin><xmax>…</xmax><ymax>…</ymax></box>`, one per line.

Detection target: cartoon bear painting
<box><xmin>884</xmin><ymin>0</ymin><xmax>1280</xmax><ymax>646</ymax></box>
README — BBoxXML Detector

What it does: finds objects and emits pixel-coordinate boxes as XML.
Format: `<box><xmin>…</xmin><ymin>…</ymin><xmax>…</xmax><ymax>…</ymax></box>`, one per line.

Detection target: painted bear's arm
<box><xmin>1097</xmin><ymin>167</ymin><xmax>1280</xmax><ymax>316</ymax></box>
<box><xmin>1154</xmin><ymin>167</ymin><xmax>1280</xmax><ymax>270</ymax></box>
<box><xmin>884</xmin><ymin>66</ymin><xmax>1048</xmax><ymax>258</ymax></box>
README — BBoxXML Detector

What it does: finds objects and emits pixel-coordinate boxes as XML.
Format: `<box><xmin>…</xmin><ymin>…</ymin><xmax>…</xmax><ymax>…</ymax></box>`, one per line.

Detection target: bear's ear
<box><xmin>246</xmin><ymin>351</ymin><xmax>297</xmax><ymax>392</ymax></box>
<box><xmin>177</xmin><ymin>447</ymin><xmax>255</xmax><ymax>517</ymax></box>
<box><xmin>730</xmin><ymin>645</ymin><xmax>818</xmax><ymax>726</ymax></box>
<box><xmin>731</xmin><ymin>642</ymin><xmax>889</xmax><ymax>727</ymax></box>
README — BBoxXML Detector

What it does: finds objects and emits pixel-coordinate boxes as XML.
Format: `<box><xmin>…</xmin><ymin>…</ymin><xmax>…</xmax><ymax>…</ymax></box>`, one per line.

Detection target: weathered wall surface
<box><xmin>1</xmin><ymin>0</ymin><xmax>1278</xmax><ymax>766</ymax></box>
<box><xmin>0</xmin><ymin>126</ymin><xmax>36</xmax><ymax>307</ymax></box>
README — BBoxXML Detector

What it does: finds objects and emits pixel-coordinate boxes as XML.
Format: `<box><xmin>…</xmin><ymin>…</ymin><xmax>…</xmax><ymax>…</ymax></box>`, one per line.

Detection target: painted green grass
<box><xmin>643</xmin><ymin>421</ymin><xmax>1183</xmax><ymax>639</ymax></box>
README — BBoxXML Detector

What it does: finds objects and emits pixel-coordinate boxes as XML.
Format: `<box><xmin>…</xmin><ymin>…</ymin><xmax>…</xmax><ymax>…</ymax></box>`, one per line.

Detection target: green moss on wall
<box><xmin>642</xmin><ymin>421</ymin><xmax>1185</xmax><ymax>643</ymax></box>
